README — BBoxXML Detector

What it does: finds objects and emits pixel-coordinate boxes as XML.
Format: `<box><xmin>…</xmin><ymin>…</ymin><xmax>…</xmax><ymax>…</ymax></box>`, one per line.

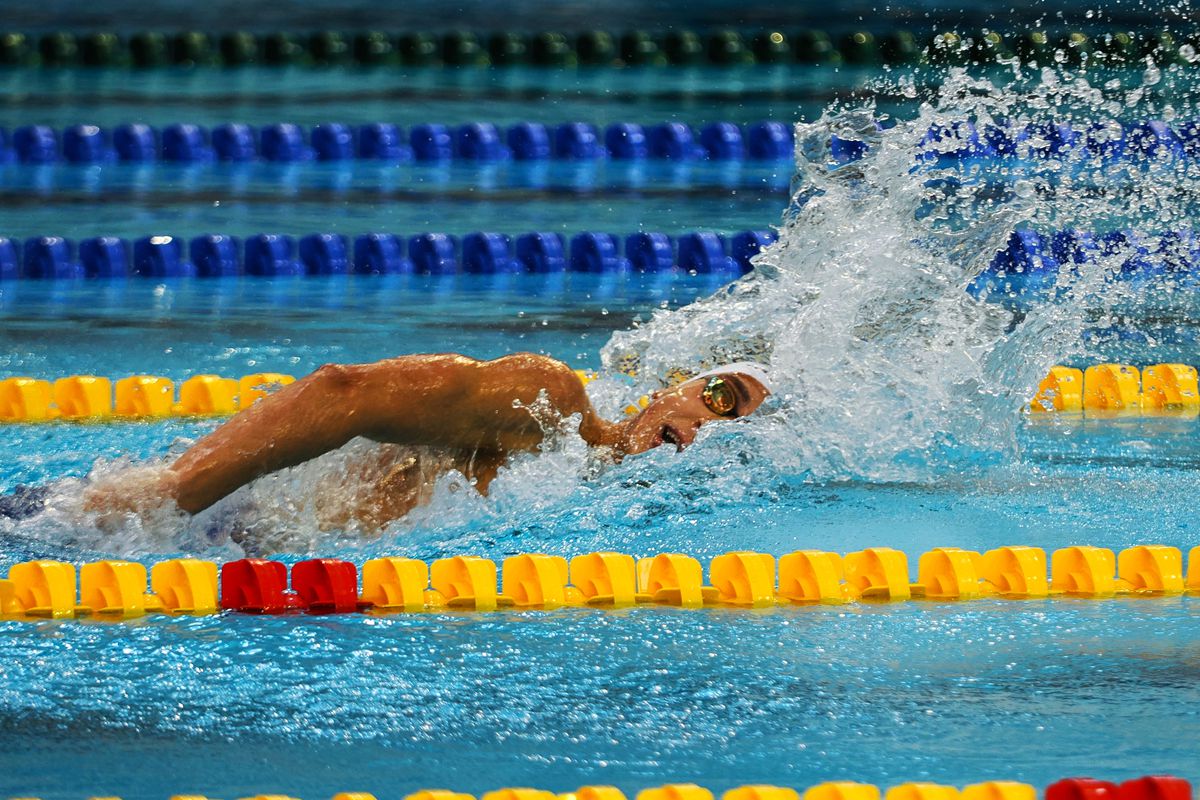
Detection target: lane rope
<box><xmin>2</xmin><ymin>544</ymin><xmax>1198</xmax><ymax>620</ymax></box>
<box><xmin>2</xmin><ymin>363</ymin><xmax>1196</xmax><ymax>424</ymax></box>
<box><xmin>0</xmin><ymin>230</ymin><xmax>776</xmax><ymax>280</ymax></box>
<box><xmin>5</xmin><ymin>779</ymin><xmax>1196</xmax><ymax>800</ymax></box>
<box><xmin>0</xmin><ymin>372</ymin><xmax>295</xmax><ymax>422</ymax></box>
<box><xmin>7</xmin><ymin>226</ymin><xmax>1198</xmax><ymax>283</ymax></box>
<box><xmin>1</xmin><ymin>121</ymin><xmax>794</xmax><ymax>165</ymax></box>
<box><xmin>0</xmin><ymin>28</ymin><xmax>1187</xmax><ymax>69</ymax></box>
<box><xmin>6</xmin><ymin>119</ymin><xmax>1200</xmax><ymax>167</ymax></box>
<box><xmin>1030</xmin><ymin>363</ymin><xmax>1199</xmax><ymax>414</ymax></box>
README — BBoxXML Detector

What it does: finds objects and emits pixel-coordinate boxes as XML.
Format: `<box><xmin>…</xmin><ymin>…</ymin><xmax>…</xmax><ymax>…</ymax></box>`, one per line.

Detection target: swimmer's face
<box><xmin>619</xmin><ymin>372</ymin><xmax>771</xmax><ymax>455</ymax></box>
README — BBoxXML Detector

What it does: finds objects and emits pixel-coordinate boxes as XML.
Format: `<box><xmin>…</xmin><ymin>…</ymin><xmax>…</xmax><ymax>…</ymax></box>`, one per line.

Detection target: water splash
<box><xmin>601</xmin><ymin>62</ymin><xmax>1200</xmax><ymax>483</ymax></box>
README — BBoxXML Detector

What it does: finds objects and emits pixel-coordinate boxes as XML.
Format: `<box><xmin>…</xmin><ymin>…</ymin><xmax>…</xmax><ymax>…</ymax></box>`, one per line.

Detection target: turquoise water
<box><xmin>0</xmin><ymin>66</ymin><xmax>905</xmax><ymax>128</ymax></box>
<box><xmin>2</xmin><ymin>602</ymin><xmax>1198</xmax><ymax>799</ymax></box>
<box><xmin>0</xmin><ymin>167</ymin><xmax>786</xmax><ymax>241</ymax></box>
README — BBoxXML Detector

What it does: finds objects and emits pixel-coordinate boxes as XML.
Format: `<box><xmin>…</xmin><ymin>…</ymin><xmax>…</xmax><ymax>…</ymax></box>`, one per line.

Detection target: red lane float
<box><xmin>1118</xmin><ymin>777</ymin><xmax>1193</xmax><ymax>800</ymax></box>
<box><xmin>1046</xmin><ymin>779</ymin><xmax>1119</xmax><ymax>800</ymax></box>
<box><xmin>220</xmin><ymin>558</ymin><xmax>361</xmax><ymax>614</ymax></box>
<box><xmin>219</xmin><ymin>559</ymin><xmax>303</xmax><ymax>614</ymax></box>
<box><xmin>292</xmin><ymin>558</ymin><xmax>361</xmax><ymax>613</ymax></box>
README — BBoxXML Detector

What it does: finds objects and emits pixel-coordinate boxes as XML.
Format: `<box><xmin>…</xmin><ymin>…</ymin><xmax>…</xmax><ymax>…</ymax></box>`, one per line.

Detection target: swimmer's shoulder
<box><xmin>366</xmin><ymin>351</ymin><xmax>570</xmax><ymax>376</ymax></box>
<box><xmin>359</xmin><ymin>352</ymin><xmax>589</xmax><ymax>416</ymax></box>
<box><xmin>479</xmin><ymin>353</ymin><xmax>590</xmax><ymax>409</ymax></box>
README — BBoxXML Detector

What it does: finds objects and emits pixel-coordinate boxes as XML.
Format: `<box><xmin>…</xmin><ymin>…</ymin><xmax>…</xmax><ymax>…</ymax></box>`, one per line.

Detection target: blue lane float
<box><xmin>133</xmin><ymin>235</ymin><xmax>194</xmax><ymax>278</ymax></box>
<box><xmin>8</xmin><ymin>228</ymin><xmax>1195</xmax><ymax>291</ymax></box>
<box><xmin>0</xmin><ymin>230</ymin><xmax>779</xmax><ymax>280</ymax></box>
<box><xmin>0</xmin><ymin>121</ymin><xmax>795</xmax><ymax>165</ymax></box>
<box><xmin>213</xmin><ymin>123</ymin><xmax>257</xmax><ymax>161</ymax></box>
<box><xmin>15</xmin><ymin>119</ymin><xmax>1200</xmax><ymax>168</ymax></box>
<box><xmin>190</xmin><ymin>234</ymin><xmax>241</xmax><ymax>277</ymax></box>
<box><xmin>858</xmin><ymin>119</ymin><xmax>1200</xmax><ymax>165</ymax></box>
<box><xmin>970</xmin><ymin>228</ymin><xmax>1200</xmax><ymax>302</ymax></box>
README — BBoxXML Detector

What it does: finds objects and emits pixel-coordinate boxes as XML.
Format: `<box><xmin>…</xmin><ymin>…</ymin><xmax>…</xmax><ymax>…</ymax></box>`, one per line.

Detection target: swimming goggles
<box><xmin>701</xmin><ymin>375</ymin><xmax>738</xmax><ymax>417</ymax></box>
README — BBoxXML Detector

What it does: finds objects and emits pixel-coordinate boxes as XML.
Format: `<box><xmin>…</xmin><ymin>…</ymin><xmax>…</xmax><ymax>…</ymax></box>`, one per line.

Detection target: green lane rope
<box><xmin>0</xmin><ymin>29</ymin><xmax>1193</xmax><ymax>69</ymax></box>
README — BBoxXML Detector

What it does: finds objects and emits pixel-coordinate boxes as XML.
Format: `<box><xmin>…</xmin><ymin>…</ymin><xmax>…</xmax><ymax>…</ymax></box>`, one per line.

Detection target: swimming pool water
<box><xmin>2</xmin><ymin>601</ymin><xmax>1198</xmax><ymax>800</ymax></box>
<box><xmin>0</xmin><ymin>65</ymin><xmax>911</xmax><ymax>129</ymax></box>
<box><xmin>6</xmin><ymin>10</ymin><xmax>1200</xmax><ymax>798</ymax></box>
<box><xmin>3</xmin><ymin>279</ymin><xmax>1200</xmax><ymax>800</ymax></box>
<box><xmin>0</xmin><ymin>170</ymin><xmax>787</xmax><ymax>242</ymax></box>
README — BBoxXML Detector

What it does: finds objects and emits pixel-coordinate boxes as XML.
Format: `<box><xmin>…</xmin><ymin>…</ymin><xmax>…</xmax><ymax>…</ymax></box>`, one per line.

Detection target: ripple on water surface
<box><xmin>1</xmin><ymin>601</ymin><xmax>1199</xmax><ymax>797</ymax></box>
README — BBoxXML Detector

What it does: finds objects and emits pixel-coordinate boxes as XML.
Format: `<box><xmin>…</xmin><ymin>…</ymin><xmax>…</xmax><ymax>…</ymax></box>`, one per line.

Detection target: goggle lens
<box><xmin>702</xmin><ymin>376</ymin><xmax>737</xmax><ymax>416</ymax></box>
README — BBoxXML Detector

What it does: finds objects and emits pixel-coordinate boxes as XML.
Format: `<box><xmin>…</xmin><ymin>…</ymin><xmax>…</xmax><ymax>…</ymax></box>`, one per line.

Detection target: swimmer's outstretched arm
<box><xmin>160</xmin><ymin>353</ymin><xmax>621</xmax><ymax>514</ymax></box>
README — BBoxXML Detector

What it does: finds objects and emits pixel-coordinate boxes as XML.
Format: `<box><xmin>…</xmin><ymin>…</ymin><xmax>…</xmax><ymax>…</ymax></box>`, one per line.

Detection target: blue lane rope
<box><xmin>0</xmin><ymin>230</ymin><xmax>778</xmax><ymax>279</ymax></box>
<box><xmin>0</xmin><ymin>121</ymin><xmax>794</xmax><ymax>165</ymax></box>
<box><xmin>969</xmin><ymin>228</ymin><xmax>1200</xmax><ymax>302</ymax></box>
<box><xmin>831</xmin><ymin>119</ymin><xmax>1200</xmax><ymax>164</ymax></box>
<box><xmin>7</xmin><ymin>119</ymin><xmax>1197</xmax><ymax>168</ymax></box>
<box><xmin>2</xmin><ymin>227</ymin><xmax>1193</xmax><ymax>283</ymax></box>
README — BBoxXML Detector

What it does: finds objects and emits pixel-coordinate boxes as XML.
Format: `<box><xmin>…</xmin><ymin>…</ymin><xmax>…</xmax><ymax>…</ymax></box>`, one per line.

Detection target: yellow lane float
<box><xmin>3</xmin><ymin>545</ymin><xmax>1198</xmax><ymax>623</ymax></box>
<box><xmin>0</xmin><ymin>372</ymin><xmax>296</xmax><ymax>422</ymax></box>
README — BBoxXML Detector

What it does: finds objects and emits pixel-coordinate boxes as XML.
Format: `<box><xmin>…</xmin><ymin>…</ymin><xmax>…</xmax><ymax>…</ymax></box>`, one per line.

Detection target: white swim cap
<box><xmin>689</xmin><ymin>362</ymin><xmax>774</xmax><ymax>394</ymax></box>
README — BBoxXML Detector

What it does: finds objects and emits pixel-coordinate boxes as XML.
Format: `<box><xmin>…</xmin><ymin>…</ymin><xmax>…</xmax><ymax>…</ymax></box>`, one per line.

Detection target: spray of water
<box><xmin>600</xmin><ymin>60</ymin><xmax>1200</xmax><ymax>481</ymax></box>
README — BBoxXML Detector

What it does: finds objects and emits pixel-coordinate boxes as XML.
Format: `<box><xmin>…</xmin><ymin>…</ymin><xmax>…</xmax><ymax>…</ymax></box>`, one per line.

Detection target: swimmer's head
<box><xmin>618</xmin><ymin>363</ymin><xmax>773</xmax><ymax>455</ymax></box>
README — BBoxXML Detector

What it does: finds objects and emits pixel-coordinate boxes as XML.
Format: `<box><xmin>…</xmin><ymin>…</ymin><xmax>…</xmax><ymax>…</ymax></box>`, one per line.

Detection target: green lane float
<box><xmin>1</xmin><ymin>544</ymin><xmax>1198</xmax><ymax>622</ymax></box>
<box><xmin>0</xmin><ymin>28</ymin><xmax>1195</xmax><ymax>68</ymax></box>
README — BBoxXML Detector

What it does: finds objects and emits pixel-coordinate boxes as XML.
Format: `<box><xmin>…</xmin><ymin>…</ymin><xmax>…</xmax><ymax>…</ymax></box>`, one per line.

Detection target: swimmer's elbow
<box><xmin>310</xmin><ymin>362</ymin><xmax>356</xmax><ymax>391</ymax></box>
<box><xmin>312</xmin><ymin>362</ymin><xmax>386</xmax><ymax>440</ymax></box>
<box><xmin>307</xmin><ymin>363</ymin><xmax>366</xmax><ymax>409</ymax></box>
<box><xmin>501</xmin><ymin>354</ymin><xmax>590</xmax><ymax>413</ymax></box>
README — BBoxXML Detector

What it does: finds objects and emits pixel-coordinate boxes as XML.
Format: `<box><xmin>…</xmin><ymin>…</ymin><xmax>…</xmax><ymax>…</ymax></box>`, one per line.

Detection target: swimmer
<box><xmin>14</xmin><ymin>354</ymin><xmax>771</xmax><ymax>530</ymax></box>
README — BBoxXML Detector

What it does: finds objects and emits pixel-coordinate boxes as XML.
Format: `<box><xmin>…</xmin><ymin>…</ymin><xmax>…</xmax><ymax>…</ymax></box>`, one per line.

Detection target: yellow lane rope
<box><xmin>2</xmin><ymin>545</ymin><xmax>1196</xmax><ymax>620</ymax></box>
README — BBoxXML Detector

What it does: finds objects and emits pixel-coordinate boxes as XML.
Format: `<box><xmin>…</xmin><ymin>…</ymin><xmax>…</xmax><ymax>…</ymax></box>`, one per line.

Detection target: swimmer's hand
<box><xmin>82</xmin><ymin>467</ymin><xmax>180</xmax><ymax>518</ymax></box>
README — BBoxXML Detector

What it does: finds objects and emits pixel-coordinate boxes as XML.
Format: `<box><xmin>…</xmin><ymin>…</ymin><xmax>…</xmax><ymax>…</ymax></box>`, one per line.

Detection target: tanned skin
<box><xmin>86</xmin><ymin>353</ymin><xmax>769</xmax><ymax>526</ymax></box>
